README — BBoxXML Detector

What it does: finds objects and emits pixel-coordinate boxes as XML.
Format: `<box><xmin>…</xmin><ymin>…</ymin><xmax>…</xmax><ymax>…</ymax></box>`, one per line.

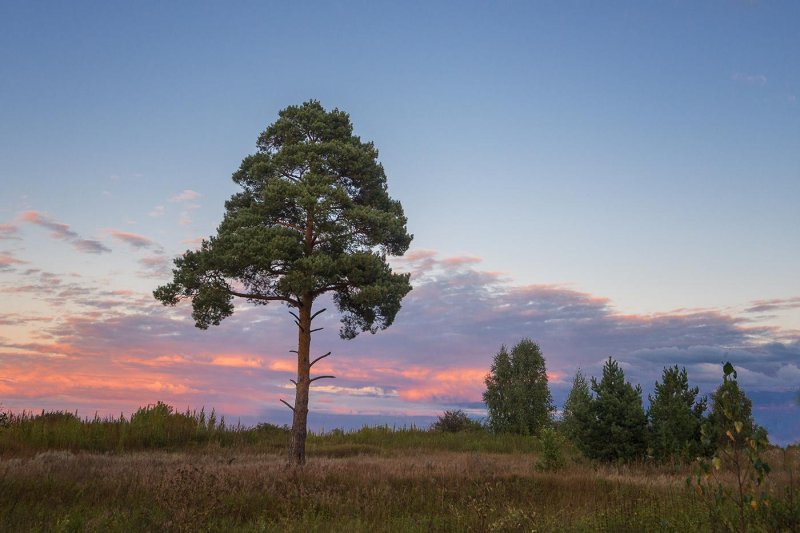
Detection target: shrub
<box><xmin>432</xmin><ymin>410</ymin><xmax>483</xmax><ymax>433</ymax></box>
<box><xmin>129</xmin><ymin>402</ymin><xmax>198</xmax><ymax>448</ymax></box>
<box><xmin>536</xmin><ymin>426</ymin><xmax>567</xmax><ymax>471</ymax></box>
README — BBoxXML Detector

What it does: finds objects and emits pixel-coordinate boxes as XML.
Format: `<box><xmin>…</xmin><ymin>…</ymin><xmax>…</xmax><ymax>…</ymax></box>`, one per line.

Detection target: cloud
<box><xmin>181</xmin><ymin>236</ymin><xmax>205</xmax><ymax>247</ymax></box>
<box><xmin>73</xmin><ymin>239</ymin><xmax>113</xmax><ymax>254</ymax></box>
<box><xmin>109</xmin><ymin>230</ymin><xmax>160</xmax><ymax>250</ymax></box>
<box><xmin>170</xmin><ymin>190</ymin><xmax>201</xmax><ymax>202</ymax></box>
<box><xmin>148</xmin><ymin>205</ymin><xmax>165</xmax><ymax>218</ymax></box>
<box><xmin>745</xmin><ymin>297</ymin><xmax>800</xmax><ymax>314</ymax></box>
<box><xmin>0</xmin><ymin>224</ymin><xmax>20</xmax><ymax>240</ymax></box>
<box><xmin>309</xmin><ymin>385</ymin><xmax>398</xmax><ymax>397</ymax></box>
<box><xmin>0</xmin><ymin>251</ymin><xmax>26</xmax><ymax>271</ymax></box>
<box><xmin>19</xmin><ymin>211</ymin><xmax>111</xmax><ymax>254</ymax></box>
<box><xmin>732</xmin><ymin>72</ymin><xmax>767</xmax><ymax>86</ymax></box>
<box><xmin>0</xmin><ymin>248</ymin><xmax>797</xmax><ymax>442</ymax></box>
<box><xmin>138</xmin><ymin>255</ymin><xmax>170</xmax><ymax>278</ymax></box>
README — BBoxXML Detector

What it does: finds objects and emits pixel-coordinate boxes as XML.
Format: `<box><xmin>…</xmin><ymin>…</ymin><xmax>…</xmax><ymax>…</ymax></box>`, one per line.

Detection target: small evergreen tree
<box><xmin>483</xmin><ymin>339</ymin><xmax>554</xmax><ymax>435</ymax></box>
<box><xmin>706</xmin><ymin>362</ymin><xmax>761</xmax><ymax>449</ymax></box>
<box><xmin>585</xmin><ymin>357</ymin><xmax>647</xmax><ymax>461</ymax></box>
<box><xmin>561</xmin><ymin>369</ymin><xmax>592</xmax><ymax>448</ymax></box>
<box><xmin>647</xmin><ymin>365</ymin><xmax>707</xmax><ymax>461</ymax></box>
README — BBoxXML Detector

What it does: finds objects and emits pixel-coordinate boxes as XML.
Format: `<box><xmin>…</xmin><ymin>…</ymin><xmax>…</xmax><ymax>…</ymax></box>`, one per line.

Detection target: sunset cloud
<box><xmin>0</xmin><ymin>224</ymin><xmax>20</xmax><ymax>240</ymax></box>
<box><xmin>19</xmin><ymin>211</ymin><xmax>111</xmax><ymax>254</ymax></box>
<box><xmin>109</xmin><ymin>230</ymin><xmax>159</xmax><ymax>250</ymax></box>
<box><xmin>0</xmin><ymin>251</ymin><xmax>26</xmax><ymax>270</ymax></box>
<box><xmin>170</xmin><ymin>189</ymin><xmax>201</xmax><ymax>202</ymax></box>
<box><xmin>0</xmin><ymin>248</ymin><xmax>797</xmax><ymax>442</ymax></box>
<box><xmin>745</xmin><ymin>297</ymin><xmax>800</xmax><ymax>314</ymax></box>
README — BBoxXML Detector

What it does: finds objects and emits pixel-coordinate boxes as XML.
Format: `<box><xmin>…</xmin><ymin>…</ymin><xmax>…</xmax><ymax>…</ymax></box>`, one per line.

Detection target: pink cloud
<box><xmin>171</xmin><ymin>189</ymin><xmax>201</xmax><ymax>202</ymax></box>
<box><xmin>211</xmin><ymin>355</ymin><xmax>263</xmax><ymax>368</ymax></box>
<box><xmin>109</xmin><ymin>230</ymin><xmax>158</xmax><ymax>250</ymax></box>
<box><xmin>403</xmin><ymin>249</ymin><xmax>438</xmax><ymax>262</ymax></box>
<box><xmin>0</xmin><ymin>247</ymin><xmax>797</xmax><ymax>439</ymax></box>
<box><xmin>441</xmin><ymin>255</ymin><xmax>482</xmax><ymax>267</ymax></box>
<box><xmin>0</xmin><ymin>223</ymin><xmax>20</xmax><ymax>240</ymax></box>
<box><xmin>181</xmin><ymin>236</ymin><xmax>205</xmax><ymax>247</ymax></box>
<box><xmin>746</xmin><ymin>297</ymin><xmax>800</xmax><ymax>314</ymax></box>
<box><xmin>18</xmin><ymin>210</ymin><xmax>110</xmax><ymax>254</ymax></box>
<box><xmin>0</xmin><ymin>251</ymin><xmax>26</xmax><ymax>269</ymax></box>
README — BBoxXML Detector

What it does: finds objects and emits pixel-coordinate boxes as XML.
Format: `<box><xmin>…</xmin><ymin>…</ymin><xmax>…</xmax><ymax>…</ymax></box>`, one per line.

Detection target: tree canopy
<box><xmin>647</xmin><ymin>365</ymin><xmax>707</xmax><ymax>460</ymax></box>
<box><xmin>706</xmin><ymin>362</ymin><xmax>762</xmax><ymax>449</ymax></box>
<box><xmin>561</xmin><ymin>369</ymin><xmax>592</xmax><ymax>447</ymax></box>
<box><xmin>584</xmin><ymin>357</ymin><xmax>647</xmax><ymax>461</ymax></box>
<box><xmin>154</xmin><ymin>101</ymin><xmax>412</xmax><ymax>337</ymax></box>
<box><xmin>483</xmin><ymin>339</ymin><xmax>554</xmax><ymax>435</ymax></box>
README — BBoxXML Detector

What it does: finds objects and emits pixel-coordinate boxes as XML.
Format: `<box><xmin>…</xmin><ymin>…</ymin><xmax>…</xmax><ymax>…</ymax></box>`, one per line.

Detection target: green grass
<box><xmin>0</xmin><ymin>403</ymin><xmax>537</xmax><ymax>458</ymax></box>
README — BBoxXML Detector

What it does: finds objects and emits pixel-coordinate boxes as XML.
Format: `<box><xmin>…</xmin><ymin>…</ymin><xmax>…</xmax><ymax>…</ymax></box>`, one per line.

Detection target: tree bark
<box><xmin>288</xmin><ymin>295</ymin><xmax>312</xmax><ymax>465</ymax></box>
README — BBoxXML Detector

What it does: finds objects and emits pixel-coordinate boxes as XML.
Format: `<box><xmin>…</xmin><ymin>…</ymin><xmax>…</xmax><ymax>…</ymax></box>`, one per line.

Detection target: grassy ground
<box><xmin>1</xmin><ymin>406</ymin><xmax>797</xmax><ymax>531</ymax></box>
<box><xmin>1</xmin><ymin>447</ymin><xmax>707</xmax><ymax>532</ymax></box>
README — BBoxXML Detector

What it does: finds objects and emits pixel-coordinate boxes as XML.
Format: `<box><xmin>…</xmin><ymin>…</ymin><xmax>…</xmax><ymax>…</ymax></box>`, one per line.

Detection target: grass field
<box><xmin>2</xmin><ymin>447</ymin><xmax>709</xmax><ymax>532</ymax></box>
<box><xmin>1</xmin><ymin>405</ymin><xmax>797</xmax><ymax>531</ymax></box>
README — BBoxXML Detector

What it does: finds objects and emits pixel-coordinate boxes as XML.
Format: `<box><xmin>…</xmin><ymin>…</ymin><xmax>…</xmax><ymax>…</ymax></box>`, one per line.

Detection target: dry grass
<box><xmin>0</xmin><ymin>448</ymin><xmax>707</xmax><ymax>532</ymax></box>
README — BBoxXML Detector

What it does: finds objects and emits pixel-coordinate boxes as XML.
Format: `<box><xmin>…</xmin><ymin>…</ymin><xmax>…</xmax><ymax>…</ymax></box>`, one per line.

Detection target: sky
<box><xmin>1</xmin><ymin>2</ymin><xmax>798</xmax><ymax>443</ymax></box>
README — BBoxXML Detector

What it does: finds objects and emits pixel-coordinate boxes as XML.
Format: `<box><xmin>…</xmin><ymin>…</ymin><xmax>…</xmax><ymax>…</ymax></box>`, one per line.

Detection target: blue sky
<box><xmin>1</xmin><ymin>2</ymin><xmax>798</xmax><ymax>443</ymax></box>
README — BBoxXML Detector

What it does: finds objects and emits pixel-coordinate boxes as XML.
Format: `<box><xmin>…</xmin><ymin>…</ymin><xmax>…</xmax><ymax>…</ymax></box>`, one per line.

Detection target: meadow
<box><xmin>0</xmin><ymin>404</ymin><xmax>797</xmax><ymax>532</ymax></box>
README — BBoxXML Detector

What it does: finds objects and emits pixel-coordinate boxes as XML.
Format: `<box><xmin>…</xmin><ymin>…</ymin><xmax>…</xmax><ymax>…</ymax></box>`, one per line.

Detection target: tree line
<box><xmin>480</xmin><ymin>339</ymin><xmax>765</xmax><ymax>461</ymax></box>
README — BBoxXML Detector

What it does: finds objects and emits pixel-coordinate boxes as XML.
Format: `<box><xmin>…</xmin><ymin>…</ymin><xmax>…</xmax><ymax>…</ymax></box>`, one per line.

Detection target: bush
<box><xmin>536</xmin><ymin>427</ymin><xmax>567</xmax><ymax>471</ymax></box>
<box><xmin>129</xmin><ymin>402</ymin><xmax>199</xmax><ymax>448</ymax></box>
<box><xmin>431</xmin><ymin>410</ymin><xmax>483</xmax><ymax>433</ymax></box>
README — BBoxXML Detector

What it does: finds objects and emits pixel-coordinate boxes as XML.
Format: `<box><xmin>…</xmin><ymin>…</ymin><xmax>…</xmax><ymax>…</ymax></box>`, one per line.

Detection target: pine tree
<box><xmin>154</xmin><ymin>101</ymin><xmax>412</xmax><ymax>465</ymax></box>
<box><xmin>585</xmin><ymin>357</ymin><xmax>647</xmax><ymax>461</ymax></box>
<box><xmin>647</xmin><ymin>365</ymin><xmax>706</xmax><ymax>460</ymax></box>
<box><xmin>562</xmin><ymin>369</ymin><xmax>592</xmax><ymax>448</ymax></box>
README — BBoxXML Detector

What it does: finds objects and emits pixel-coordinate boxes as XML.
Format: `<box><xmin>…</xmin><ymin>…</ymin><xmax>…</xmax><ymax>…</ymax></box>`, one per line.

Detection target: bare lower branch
<box><xmin>280</xmin><ymin>399</ymin><xmax>295</xmax><ymax>412</ymax></box>
<box><xmin>289</xmin><ymin>350</ymin><xmax>299</xmax><ymax>354</ymax></box>
<box><xmin>310</xmin><ymin>327</ymin><xmax>323</xmax><ymax>333</ymax></box>
<box><xmin>310</xmin><ymin>308</ymin><xmax>327</xmax><ymax>321</ymax></box>
<box><xmin>289</xmin><ymin>379</ymin><xmax>297</xmax><ymax>386</ymax></box>
<box><xmin>310</xmin><ymin>375</ymin><xmax>336</xmax><ymax>383</ymax></box>
<box><xmin>288</xmin><ymin>311</ymin><xmax>300</xmax><ymax>322</ymax></box>
<box><xmin>310</xmin><ymin>351</ymin><xmax>331</xmax><ymax>367</ymax></box>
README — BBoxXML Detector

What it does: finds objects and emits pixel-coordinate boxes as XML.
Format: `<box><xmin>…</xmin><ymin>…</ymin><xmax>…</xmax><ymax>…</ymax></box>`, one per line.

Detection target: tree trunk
<box><xmin>288</xmin><ymin>296</ymin><xmax>312</xmax><ymax>465</ymax></box>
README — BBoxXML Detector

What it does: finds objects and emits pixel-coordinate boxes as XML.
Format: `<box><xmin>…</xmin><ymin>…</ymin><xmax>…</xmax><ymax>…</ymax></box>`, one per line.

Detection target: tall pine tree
<box><xmin>154</xmin><ymin>101</ymin><xmax>412</xmax><ymax>465</ymax></box>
